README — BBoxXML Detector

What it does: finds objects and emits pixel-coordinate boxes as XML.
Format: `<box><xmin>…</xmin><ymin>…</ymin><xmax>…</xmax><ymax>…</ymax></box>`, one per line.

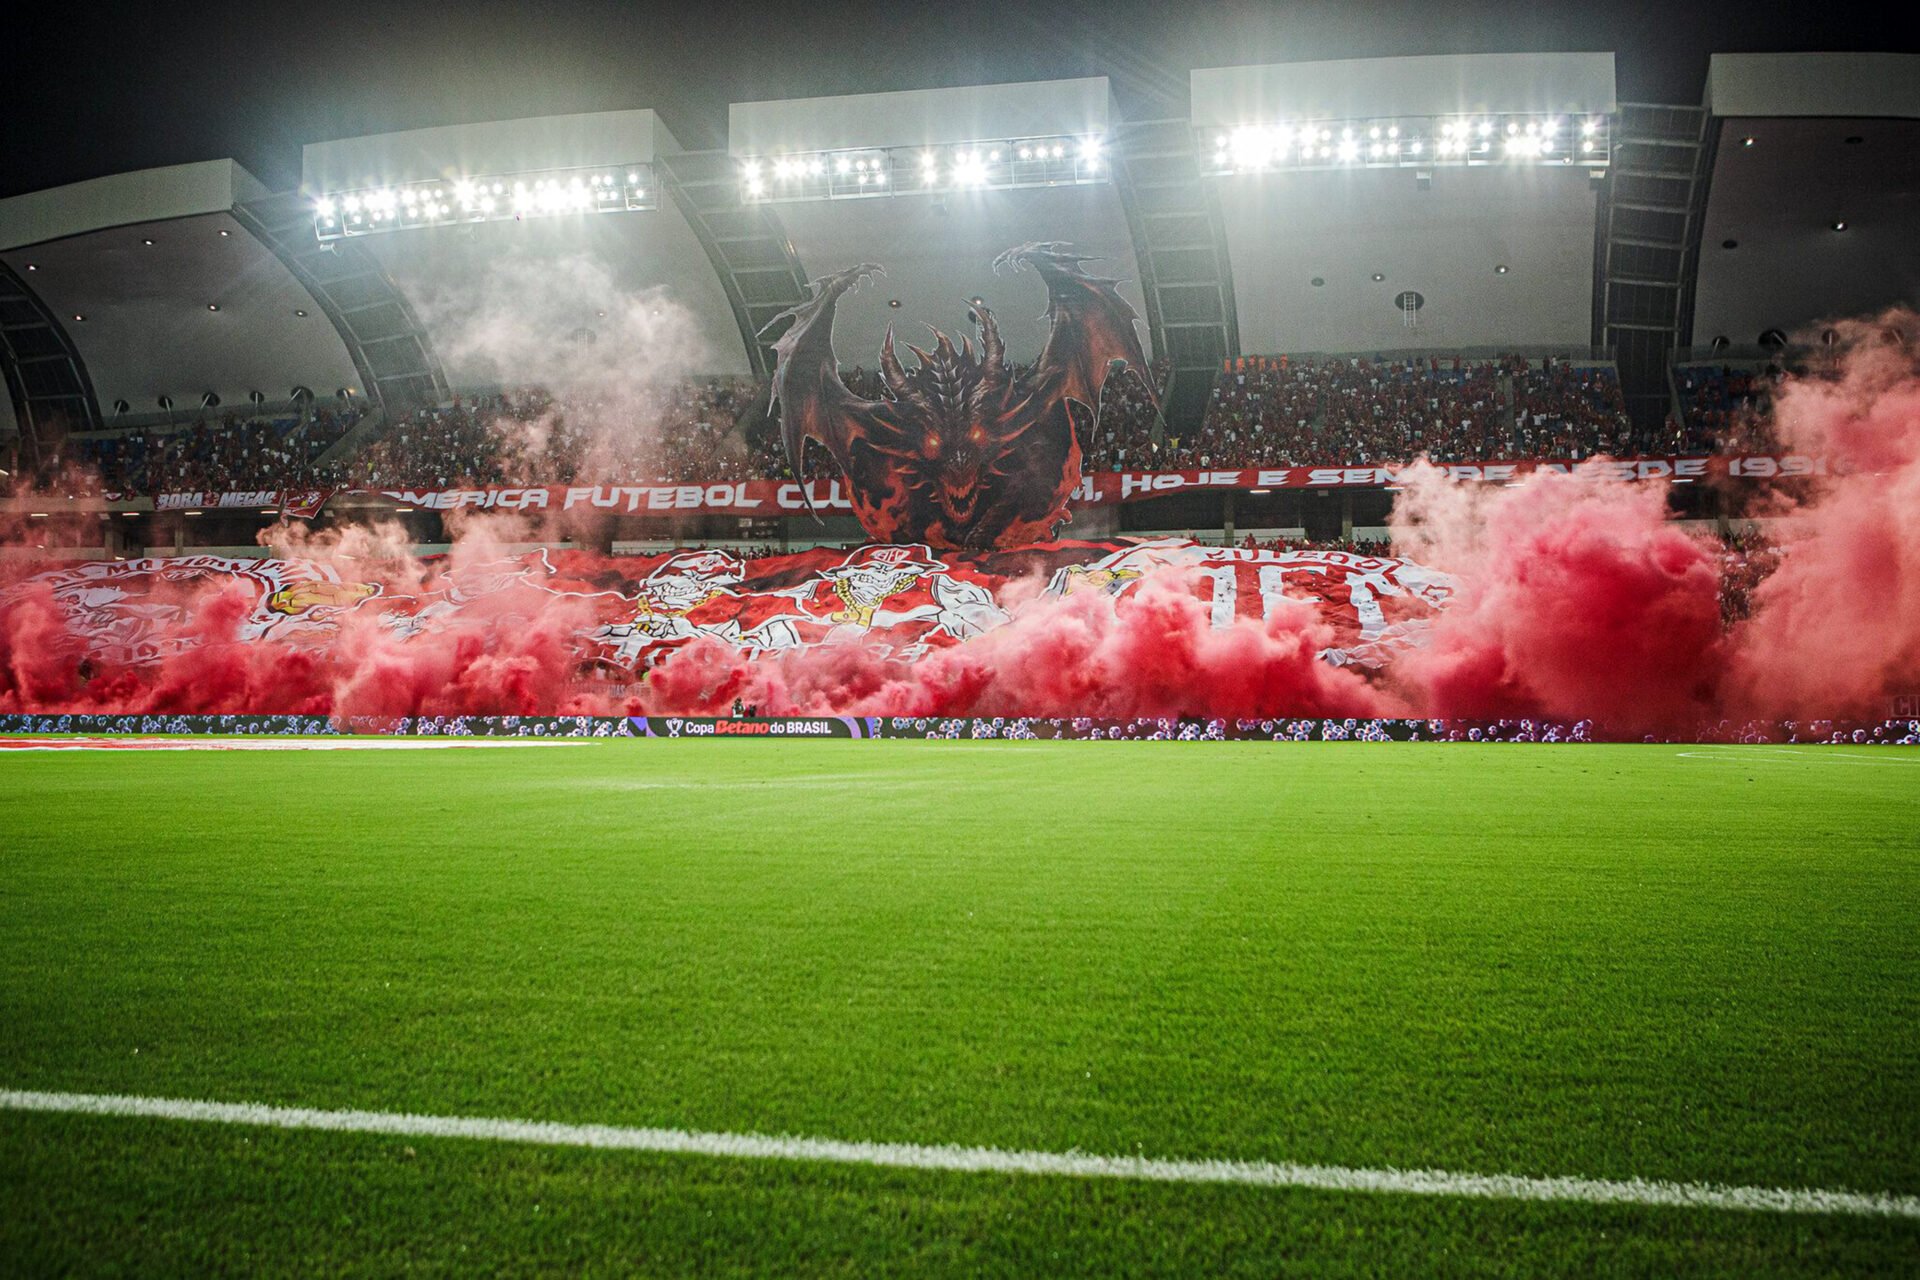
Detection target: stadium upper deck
<box><xmin>0</xmin><ymin>50</ymin><xmax>1913</xmax><ymax>537</ymax></box>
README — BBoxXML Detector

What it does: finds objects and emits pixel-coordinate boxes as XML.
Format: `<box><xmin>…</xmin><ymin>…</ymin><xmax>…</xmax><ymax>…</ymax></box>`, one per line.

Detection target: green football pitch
<box><xmin>2</xmin><ymin>739</ymin><xmax>1917</xmax><ymax>1276</ymax></box>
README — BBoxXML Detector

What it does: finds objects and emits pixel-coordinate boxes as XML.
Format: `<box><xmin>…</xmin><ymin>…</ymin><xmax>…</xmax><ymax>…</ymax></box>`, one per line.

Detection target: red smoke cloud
<box><xmin>638</xmin><ymin>570</ymin><xmax>1393</xmax><ymax>720</ymax></box>
<box><xmin>1386</xmin><ymin>463</ymin><xmax>1726</xmax><ymax>731</ymax></box>
<box><xmin>1724</xmin><ymin>316</ymin><xmax>1920</xmax><ymax>716</ymax></box>
<box><xmin>5</xmin><ymin>311</ymin><xmax>1920</xmax><ymax>729</ymax></box>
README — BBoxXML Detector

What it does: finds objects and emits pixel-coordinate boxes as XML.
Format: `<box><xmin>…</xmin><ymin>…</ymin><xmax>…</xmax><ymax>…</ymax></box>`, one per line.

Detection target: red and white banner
<box><xmin>155</xmin><ymin>455</ymin><xmax>1830</xmax><ymax>521</ymax></box>
<box><xmin>152</xmin><ymin>488</ymin><xmax>332</xmax><ymax>514</ymax></box>
<box><xmin>0</xmin><ymin>540</ymin><xmax>1454</xmax><ymax>679</ymax></box>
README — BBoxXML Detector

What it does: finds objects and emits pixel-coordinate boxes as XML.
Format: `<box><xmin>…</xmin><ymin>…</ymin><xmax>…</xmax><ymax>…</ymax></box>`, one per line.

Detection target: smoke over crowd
<box><xmin>4</xmin><ymin>311</ymin><xmax>1918</xmax><ymax>733</ymax></box>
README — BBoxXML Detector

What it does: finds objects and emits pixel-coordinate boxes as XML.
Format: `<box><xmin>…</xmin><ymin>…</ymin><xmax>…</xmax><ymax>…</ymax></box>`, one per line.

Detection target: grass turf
<box><xmin>1</xmin><ymin>739</ymin><xmax>1916</xmax><ymax>1275</ymax></box>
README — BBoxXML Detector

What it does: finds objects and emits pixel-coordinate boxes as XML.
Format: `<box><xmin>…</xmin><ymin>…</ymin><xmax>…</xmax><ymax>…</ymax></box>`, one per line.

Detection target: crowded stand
<box><xmin>1077</xmin><ymin>357</ymin><xmax>1173</xmax><ymax>469</ymax></box>
<box><xmin>334</xmin><ymin>380</ymin><xmax>759</xmax><ymax>489</ymax></box>
<box><xmin>55</xmin><ymin>407</ymin><xmax>362</xmax><ymax>496</ymax></box>
<box><xmin>1509</xmin><ymin>360</ymin><xmax>1635</xmax><ymax>459</ymax></box>
<box><xmin>1664</xmin><ymin>363</ymin><xmax>1782</xmax><ymax>455</ymax></box>
<box><xmin>15</xmin><ymin>354</ymin><xmax>1799</xmax><ymax>505</ymax></box>
<box><xmin>1173</xmin><ymin>353</ymin><xmax>1635</xmax><ymax>473</ymax></box>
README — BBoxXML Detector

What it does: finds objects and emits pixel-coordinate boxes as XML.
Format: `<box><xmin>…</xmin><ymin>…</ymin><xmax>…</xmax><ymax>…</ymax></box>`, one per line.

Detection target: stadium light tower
<box><xmin>311</xmin><ymin>167</ymin><xmax>657</xmax><ymax>242</ymax></box>
<box><xmin>301</xmin><ymin>111</ymin><xmax>674</xmax><ymax>243</ymax></box>
<box><xmin>729</xmin><ymin>79</ymin><xmax>1113</xmax><ymax>205</ymax></box>
<box><xmin>1191</xmin><ymin>55</ymin><xmax>1616</xmax><ymax>179</ymax></box>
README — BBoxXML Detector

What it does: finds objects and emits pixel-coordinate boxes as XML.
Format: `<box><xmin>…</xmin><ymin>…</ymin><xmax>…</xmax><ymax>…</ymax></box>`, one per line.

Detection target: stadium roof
<box><xmin>1</xmin><ymin>52</ymin><xmax>1916</xmax><ymax>445</ymax></box>
<box><xmin>1693</xmin><ymin>54</ymin><xmax>1920</xmax><ymax>349</ymax></box>
<box><xmin>305</xmin><ymin>112</ymin><xmax>753</xmax><ymax>386</ymax></box>
<box><xmin>0</xmin><ymin>162</ymin><xmax>362</xmax><ymax>429</ymax></box>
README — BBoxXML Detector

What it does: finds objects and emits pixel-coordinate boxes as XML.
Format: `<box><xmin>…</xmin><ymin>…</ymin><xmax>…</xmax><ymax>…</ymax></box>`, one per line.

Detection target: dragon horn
<box><xmin>976</xmin><ymin>302</ymin><xmax>1005</xmax><ymax>378</ymax></box>
<box><xmin>880</xmin><ymin>325</ymin><xmax>913</xmax><ymax>399</ymax></box>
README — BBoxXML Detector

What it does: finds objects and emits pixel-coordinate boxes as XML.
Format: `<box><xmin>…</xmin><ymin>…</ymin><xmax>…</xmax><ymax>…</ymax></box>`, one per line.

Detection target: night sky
<box><xmin>4</xmin><ymin>0</ymin><xmax>1909</xmax><ymax>198</ymax></box>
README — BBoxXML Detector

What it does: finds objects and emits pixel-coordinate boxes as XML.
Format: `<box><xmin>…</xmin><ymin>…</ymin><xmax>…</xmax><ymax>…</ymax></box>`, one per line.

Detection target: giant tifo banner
<box><xmin>0</xmin><ymin>539</ymin><xmax>1453</xmax><ymax>680</ymax></box>
<box><xmin>162</xmin><ymin>454</ymin><xmax>1828</xmax><ymax>521</ymax></box>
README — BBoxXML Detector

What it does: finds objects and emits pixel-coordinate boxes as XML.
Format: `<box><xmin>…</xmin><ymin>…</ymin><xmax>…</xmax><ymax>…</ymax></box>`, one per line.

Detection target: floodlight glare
<box><xmin>315</xmin><ymin>161</ymin><xmax>656</xmax><ymax>240</ymax></box>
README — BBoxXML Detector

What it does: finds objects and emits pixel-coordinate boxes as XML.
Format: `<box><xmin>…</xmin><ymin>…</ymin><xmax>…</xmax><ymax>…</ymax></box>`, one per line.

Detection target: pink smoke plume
<box><xmin>637</xmin><ymin>570</ymin><xmax>1394</xmax><ymax>720</ymax></box>
<box><xmin>5</xmin><ymin>310</ymin><xmax>1919</xmax><ymax>728</ymax></box>
<box><xmin>1723</xmin><ymin>315</ymin><xmax>1920</xmax><ymax>716</ymax></box>
<box><xmin>1385</xmin><ymin>462</ymin><xmax>1727</xmax><ymax>731</ymax></box>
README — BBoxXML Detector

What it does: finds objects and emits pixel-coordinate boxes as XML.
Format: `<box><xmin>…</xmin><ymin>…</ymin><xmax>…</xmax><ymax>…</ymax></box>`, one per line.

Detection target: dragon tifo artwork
<box><xmin>765</xmin><ymin>243</ymin><xmax>1157</xmax><ymax>550</ymax></box>
<box><xmin>1</xmin><ymin>541</ymin><xmax>1452</xmax><ymax>687</ymax></box>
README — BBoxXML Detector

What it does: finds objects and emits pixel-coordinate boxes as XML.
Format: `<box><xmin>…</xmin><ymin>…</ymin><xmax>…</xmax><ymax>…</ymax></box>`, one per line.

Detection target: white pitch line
<box><xmin>1675</xmin><ymin>747</ymin><xmax>1920</xmax><ymax>767</ymax></box>
<box><xmin>2</xmin><ymin>1089</ymin><xmax>1915</xmax><ymax>1220</ymax></box>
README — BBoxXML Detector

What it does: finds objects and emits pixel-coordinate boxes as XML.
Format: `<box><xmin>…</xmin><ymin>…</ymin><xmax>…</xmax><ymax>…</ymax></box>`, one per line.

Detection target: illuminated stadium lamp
<box><xmin>314</xmin><ymin>162</ymin><xmax>658</xmax><ymax>241</ymax></box>
<box><xmin>739</xmin><ymin>133</ymin><xmax>1106</xmax><ymax>203</ymax></box>
<box><xmin>1204</xmin><ymin>111</ymin><xmax>1607</xmax><ymax>176</ymax></box>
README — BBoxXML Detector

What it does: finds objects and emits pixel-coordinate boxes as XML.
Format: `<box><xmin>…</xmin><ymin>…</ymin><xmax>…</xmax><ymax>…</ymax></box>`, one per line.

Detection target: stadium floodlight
<box><xmin>1203</xmin><ymin>111</ymin><xmax>1609</xmax><ymax>177</ymax></box>
<box><xmin>738</xmin><ymin>132</ymin><xmax>1107</xmax><ymax>204</ymax></box>
<box><xmin>313</xmin><ymin>161</ymin><xmax>658</xmax><ymax>242</ymax></box>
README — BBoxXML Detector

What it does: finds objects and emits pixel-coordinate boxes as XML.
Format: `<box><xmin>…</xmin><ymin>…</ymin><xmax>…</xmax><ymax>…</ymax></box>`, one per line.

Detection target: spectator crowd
<box><xmin>30</xmin><ymin>353</ymin><xmax>1809</xmax><ymax>501</ymax></box>
<box><xmin>61</xmin><ymin>408</ymin><xmax>361</xmax><ymax>496</ymax></box>
<box><xmin>1659</xmin><ymin>363</ymin><xmax>1783</xmax><ymax>455</ymax></box>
